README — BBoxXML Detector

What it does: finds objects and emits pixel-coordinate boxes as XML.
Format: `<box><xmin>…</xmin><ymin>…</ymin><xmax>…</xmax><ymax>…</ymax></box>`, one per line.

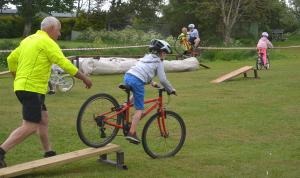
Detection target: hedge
<box><xmin>0</xmin><ymin>16</ymin><xmax>76</xmax><ymax>40</ymax></box>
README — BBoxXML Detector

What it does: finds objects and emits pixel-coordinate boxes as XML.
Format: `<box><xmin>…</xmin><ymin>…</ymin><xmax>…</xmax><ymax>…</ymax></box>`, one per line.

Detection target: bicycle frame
<box><xmin>99</xmin><ymin>89</ymin><xmax>168</xmax><ymax>135</ymax></box>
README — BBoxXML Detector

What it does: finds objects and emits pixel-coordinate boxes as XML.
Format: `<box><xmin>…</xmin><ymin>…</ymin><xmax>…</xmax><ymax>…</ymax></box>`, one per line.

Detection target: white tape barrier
<box><xmin>1</xmin><ymin>44</ymin><xmax>300</xmax><ymax>53</ymax></box>
<box><xmin>198</xmin><ymin>46</ymin><xmax>300</xmax><ymax>50</ymax></box>
<box><xmin>0</xmin><ymin>45</ymin><xmax>149</xmax><ymax>53</ymax></box>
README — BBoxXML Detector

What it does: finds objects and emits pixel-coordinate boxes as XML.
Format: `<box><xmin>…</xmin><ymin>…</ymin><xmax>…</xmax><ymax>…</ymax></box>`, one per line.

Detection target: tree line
<box><xmin>1</xmin><ymin>0</ymin><xmax>299</xmax><ymax>44</ymax></box>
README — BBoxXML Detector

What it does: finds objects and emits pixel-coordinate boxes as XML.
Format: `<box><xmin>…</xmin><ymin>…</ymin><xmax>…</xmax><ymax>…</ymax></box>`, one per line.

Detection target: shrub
<box><xmin>77</xmin><ymin>27</ymin><xmax>170</xmax><ymax>45</ymax></box>
<box><xmin>0</xmin><ymin>40</ymin><xmax>18</xmax><ymax>68</ymax></box>
<box><xmin>202</xmin><ymin>50</ymin><xmax>256</xmax><ymax>61</ymax></box>
<box><xmin>60</xmin><ymin>18</ymin><xmax>76</xmax><ymax>40</ymax></box>
<box><xmin>0</xmin><ymin>16</ymin><xmax>24</xmax><ymax>38</ymax></box>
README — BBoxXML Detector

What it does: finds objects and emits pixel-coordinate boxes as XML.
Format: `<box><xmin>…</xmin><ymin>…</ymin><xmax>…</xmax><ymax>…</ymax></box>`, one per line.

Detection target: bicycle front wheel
<box><xmin>77</xmin><ymin>93</ymin><xmax>121</xmax><ymax>147</ymax></box>
<box><xmin>142</xmin><ymin>111</ymin><xmax>186</xmax><ymax>158</ymax></box>
<box><xmin>265</xmin><ymin>56</ymin><xmax>270</xmax><ymax>69</ymax></box>
<box><xmin>57</xmin><ymin>74</ymin><xmax>75</xmax><ymax>92</ymax></box>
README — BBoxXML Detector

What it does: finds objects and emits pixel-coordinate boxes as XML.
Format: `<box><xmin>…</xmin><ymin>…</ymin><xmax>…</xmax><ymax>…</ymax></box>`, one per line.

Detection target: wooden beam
<box><xmin>0</xmin><ymin>71</ymin><xmax>10</xmax><ymax>76</ymax></box>
<box><xmin>0</xmin><ymin>144</ymin><xmax>121</xmax><ymax>178</ymax></box>
<box><xmin>211</xmin><ymin>66</ymin><xmax>253</xmax><ymax>83</ymax></box>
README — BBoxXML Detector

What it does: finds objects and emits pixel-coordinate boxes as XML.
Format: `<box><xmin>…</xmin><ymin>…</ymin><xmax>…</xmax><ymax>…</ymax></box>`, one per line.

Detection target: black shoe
<box><xmin>125</xmin><ymin>132</ymin><xmax>141</xmax><ymax>144</ymax></box>
<box><xmin>0</xmin><ymin>154</ymin><xmax>7</xmax><ymax>168</ymax></box>
<box><xmin>44</xmin><ymin>151</ymin><xmax>56</xmax><ymax>158</ymax></box>
<box><xmin>47</xmin><ymin>90</ymin><xmax>55</xmax><ymax>95</ymax></box>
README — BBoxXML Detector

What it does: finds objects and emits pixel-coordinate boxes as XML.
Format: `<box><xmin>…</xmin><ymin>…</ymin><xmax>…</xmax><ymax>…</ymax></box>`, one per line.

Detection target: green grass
<box><xmin>0</xmin><ymin>48</ymin><xmax>299</xmax><ymax>177</ymax></box>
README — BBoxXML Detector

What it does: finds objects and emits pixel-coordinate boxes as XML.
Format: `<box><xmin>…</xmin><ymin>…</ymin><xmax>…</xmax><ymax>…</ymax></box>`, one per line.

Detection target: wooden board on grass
<box><xmin>211</xmin><ymin>66</ymin><xmax>253</xmax><ymax>83</ymax></box>
<box><xmin>0</xmin><ymin>144</ymin><xmax>121</xmax><ymax>178</ymax></box>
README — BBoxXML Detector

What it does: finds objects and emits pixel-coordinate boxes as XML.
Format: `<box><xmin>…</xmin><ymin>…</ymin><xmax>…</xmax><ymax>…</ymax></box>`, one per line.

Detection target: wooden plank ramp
<box><xmin>211</xmin><ymin>66</ymin><xmax>254</xmax><ymax>83</ymax></box>
<box><xmin>0</xmin><ymin>143</ymin><xmax>122</xmax><ymax>178</ymax></box>
<box><xmin>0</xmin><ymin>71</ymin><xmax>10</xmax><ymax>76</ymax></box>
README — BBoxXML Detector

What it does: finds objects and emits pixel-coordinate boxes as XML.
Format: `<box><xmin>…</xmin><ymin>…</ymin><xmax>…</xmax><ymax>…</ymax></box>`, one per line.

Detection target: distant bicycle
<box><xmin>256</xmin><ymin>49</ymin><xmax>270</xmax><ymax>70</ymax></box>
<box><xmin>174</xmin><ymin>35</ymin><xmax>200</xmax><ymax>57</ymax></box>
<box><xmin>48</xmin><ymin>71</ymin><xmax>75</xmax><ymax>93</ymax></box>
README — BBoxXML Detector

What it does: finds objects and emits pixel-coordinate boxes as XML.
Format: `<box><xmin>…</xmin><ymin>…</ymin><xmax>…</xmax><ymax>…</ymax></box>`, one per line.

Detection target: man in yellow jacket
<box><xmin>0</xmin><ymin>16</ymin><xmax>92</xmax><ymax>168</ymax></box>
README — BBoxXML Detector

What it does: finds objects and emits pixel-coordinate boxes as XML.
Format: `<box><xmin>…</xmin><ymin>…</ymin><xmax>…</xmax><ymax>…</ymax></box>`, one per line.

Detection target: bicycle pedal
<box><xmin>129</xmin><ymin>140</ymin><xmax>140</xmax><ymax>145</ymax></box>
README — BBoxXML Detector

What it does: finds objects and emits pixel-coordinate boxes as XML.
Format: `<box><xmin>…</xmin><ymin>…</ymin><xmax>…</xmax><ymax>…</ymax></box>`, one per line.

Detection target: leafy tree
<box><xmin>289</xmin><ymin>0</ymin><xmax>300</xmax><ymax>19</ymax></box>
<box><xmin>10</xmin><ymin>0</ymin><xmax>75</xmax><ymax>36</ymax></box>
<box><xmin>106</xmin><ymin>0</ymin><xmax>131</xmax><ymax>30</ymax></box>
<box><xmin>128</xmin><ymin>0</ymin><xmax>164</xmax><ymax>29</ymax></box>
<box><xmin>0</xmin><ymin>0</ymin><xmax>10</xmax><ymax>13</ymax></box>
<box><xmin>162</xmin><ymin>0</ymin><xmax>200</xmax><ymax>36</ymax></box>
<box><xmin>213</xmin><ymin>0</ymin><xmax>253</xmax><ymax>45</ymax></box>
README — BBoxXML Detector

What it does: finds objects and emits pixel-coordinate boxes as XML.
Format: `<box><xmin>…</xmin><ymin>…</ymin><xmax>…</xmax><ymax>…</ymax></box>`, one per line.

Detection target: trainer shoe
<box><xmin>0</xmin><ymin>154</ymin><xmax>7</xmax><ymax>168</ymax></box>
<box><xmin>125</xmin><ymin>132</ymin><xmax>141</xmax><ymax>144</ymax></box>
<box><xmin>47</xmin><ymin>90</ymin><xmax>55</xmax><ymax>95</ymax></box>
<box><xmin>44</xmin><ymin>151</ymin><xmax>56</xmax><ymax>158</ymax></box>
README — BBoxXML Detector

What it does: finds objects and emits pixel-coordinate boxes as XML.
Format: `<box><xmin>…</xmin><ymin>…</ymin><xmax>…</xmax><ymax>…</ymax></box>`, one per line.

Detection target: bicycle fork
<box><xmin>157</xmin><ymin>110</ymin><xmax>169</xmax><ymax>138</ymax></box>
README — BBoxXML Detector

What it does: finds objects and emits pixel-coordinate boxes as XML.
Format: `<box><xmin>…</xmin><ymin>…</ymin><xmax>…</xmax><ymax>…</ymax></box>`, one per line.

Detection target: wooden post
<box><xmin>254</xmin><ymin>69</ymin><xmax>258</xmax><ymax>78</ymax></box>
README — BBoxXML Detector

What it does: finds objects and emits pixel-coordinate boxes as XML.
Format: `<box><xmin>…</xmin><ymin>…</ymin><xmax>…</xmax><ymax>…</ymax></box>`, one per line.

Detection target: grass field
<box><xmin>0</xmin><ymin>47</ymin><xmax>299</xmax><ymax>177</ymax></box>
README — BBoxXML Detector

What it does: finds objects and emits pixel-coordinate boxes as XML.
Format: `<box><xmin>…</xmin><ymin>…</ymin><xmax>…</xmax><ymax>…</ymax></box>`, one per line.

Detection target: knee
<box><xmin>41</xmin><ymin>111</ymin><xmax>49</xmax><ymax>126</ymax></box>
<box><xmin>134</xmin><ymin>110</ymin><xmax>143</xmax><ymax>117</ymax></box>
<box><xmin>22</xmin><ymin>121</ymin><xmax>39</xmax><ymax>133</ymax></box>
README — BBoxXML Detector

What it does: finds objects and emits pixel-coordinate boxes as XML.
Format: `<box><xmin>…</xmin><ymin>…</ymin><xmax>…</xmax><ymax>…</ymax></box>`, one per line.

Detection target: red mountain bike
<box><xmin>76</xmin><ymin>84</ymin><xmax>186</xmax><ymax>158</ymax></box>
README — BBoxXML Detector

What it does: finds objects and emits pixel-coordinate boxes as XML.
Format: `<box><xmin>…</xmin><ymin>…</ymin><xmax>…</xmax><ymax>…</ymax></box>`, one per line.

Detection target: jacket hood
<box><xmin>140</xmin><ymin>54</ymin><xmax>161</xmax><ymax>63</ymax></box>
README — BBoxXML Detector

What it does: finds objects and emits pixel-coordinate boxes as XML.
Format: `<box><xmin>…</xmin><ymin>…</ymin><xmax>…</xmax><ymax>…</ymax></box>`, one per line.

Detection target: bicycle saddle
<box><xmin>119</xmin><ymin>84</ymin><xmax>131</xmax><ymax>93</ymax></box>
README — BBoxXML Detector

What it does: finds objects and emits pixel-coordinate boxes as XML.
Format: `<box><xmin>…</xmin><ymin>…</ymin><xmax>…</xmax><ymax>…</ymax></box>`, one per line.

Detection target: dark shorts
<box><xmin>189</xmin><ymin>37</ymin><xmax>197</xmax><ymax>45</ymax></box>
<box><xmin>15</xmin><ymin>91</ymin><xmax>47</xmax><ymax>123</ymax></box>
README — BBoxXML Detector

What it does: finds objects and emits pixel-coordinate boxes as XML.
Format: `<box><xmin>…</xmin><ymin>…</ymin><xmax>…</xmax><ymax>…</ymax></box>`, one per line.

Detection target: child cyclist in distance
<box><xmin>178</xmin><ymin>27</ymin><xmax>192</xmax><ymax>55</ymax></box>
<box><xmin>124</xmin><ymin>39</ymin><xmax>176</xmax><ymax>144</ymax></box>
<box><xmin>257</xmin><ymin>32</ymin><xmax>273</xmax><ymax>66</ymax></box>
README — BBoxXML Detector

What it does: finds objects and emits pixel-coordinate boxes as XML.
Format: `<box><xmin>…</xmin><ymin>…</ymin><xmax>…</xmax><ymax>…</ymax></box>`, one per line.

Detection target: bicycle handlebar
<box><xmin>156</xmin><ymin>87</ymin><xmax>177</xmax><ymax>96</ymax></box>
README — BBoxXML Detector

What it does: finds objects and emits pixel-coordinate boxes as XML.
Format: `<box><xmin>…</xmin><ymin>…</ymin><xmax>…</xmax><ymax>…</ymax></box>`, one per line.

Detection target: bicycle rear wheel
<box><xmin>77</xmin><ymin>93</ymin><xmax>121</xmax><ymax>147</ymax></box>
<box><xmin>142</xmin><ymin>110</ymin><xmax>186</xmax><ymax>158</ymax></box>
<box><xmin>256</xmin><ymin>56</ymin><xmax>263</xmax><ymax>70</ymax></box>
<box><xmin>57</xmin><ymin>74</ymin><xmax>75</xmax><ymax>92</ymax></box>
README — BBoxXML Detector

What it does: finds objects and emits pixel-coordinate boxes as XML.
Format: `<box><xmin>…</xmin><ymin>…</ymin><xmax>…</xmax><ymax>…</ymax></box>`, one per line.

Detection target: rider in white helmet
<box><xmin>123</xmin><ymin>39</ymin><xmax>176</xmax><ymax>144</ymax></box>
<box><xmin>187</xmin><ymin>23</ymin><xmax>201</xmax><ymax>48</ymax></box>
<box><xmin>257</xmin><ymin>32</ymin><xmax>274</xmax><ymax>66</ymax></box>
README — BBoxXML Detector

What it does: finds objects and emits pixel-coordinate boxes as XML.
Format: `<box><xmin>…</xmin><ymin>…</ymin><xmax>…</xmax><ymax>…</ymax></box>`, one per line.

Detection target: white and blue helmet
<box><xmin>188</xmin><ymin>24</ymin><xmax>195</xmax><ymax>28</ymax></box>
<box><xmin>149</xmin><ymin>39</ymin><xmax>172</xmax><ymax>54</ymax></box>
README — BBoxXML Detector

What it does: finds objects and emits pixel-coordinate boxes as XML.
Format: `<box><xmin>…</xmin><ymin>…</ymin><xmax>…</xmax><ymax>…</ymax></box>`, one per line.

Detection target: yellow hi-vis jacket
<box><xmin>7</xmin><ymin>30</ymin><xmax>78</xmax><ymax>94</ymax></box>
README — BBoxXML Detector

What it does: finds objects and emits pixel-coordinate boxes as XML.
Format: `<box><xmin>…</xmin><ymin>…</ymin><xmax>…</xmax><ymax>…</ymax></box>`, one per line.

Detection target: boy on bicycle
<box><xmin>124</xmin><ymin>39</ymin><xmax>176</xmax><ymax>144</ymax></box>
<box><xmin>257</xmin><ymin>32</ymin><xmax>273</xmax><ymax>66</ymax></box>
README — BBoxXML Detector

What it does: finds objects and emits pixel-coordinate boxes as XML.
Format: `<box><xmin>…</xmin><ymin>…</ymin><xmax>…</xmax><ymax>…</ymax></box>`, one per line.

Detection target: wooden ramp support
<box><xmin>211</xmin><ymin>66</ymin><xmax>258</xmax><ymax>83</ymax></box>
<box><xmin>199</xmin><ymin>63</ymin><xmax>210</xmax><ymax>69</ymax></box>
<box><xmin>0</xmin><ymin>143</ymin><xmax>126</xmax><ymax>178</ymax></box>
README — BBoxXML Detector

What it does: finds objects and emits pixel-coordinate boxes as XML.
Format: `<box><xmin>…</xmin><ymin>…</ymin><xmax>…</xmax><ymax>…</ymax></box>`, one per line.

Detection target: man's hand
<box><xmin>10</xmin><ymin>71</ymin><xmax>16</xmax><ymax>78</ymax></box>
<box><xmin>75</xmin><ymin>71</ymin><xmax>92</xmax><ymax>89</ymax></box>
<box><xmin>83</xmin><ymin>77</ymin><xmax>92</xmax><ymax>89</ymax></box>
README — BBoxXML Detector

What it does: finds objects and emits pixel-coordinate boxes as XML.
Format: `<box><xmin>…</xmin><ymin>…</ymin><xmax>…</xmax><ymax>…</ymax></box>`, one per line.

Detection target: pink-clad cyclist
<box><xmin>257</xmin><ymin>32</ymin><xmax>274</xmax><ymax>66</ymax></box>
